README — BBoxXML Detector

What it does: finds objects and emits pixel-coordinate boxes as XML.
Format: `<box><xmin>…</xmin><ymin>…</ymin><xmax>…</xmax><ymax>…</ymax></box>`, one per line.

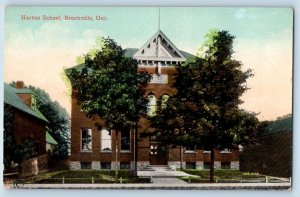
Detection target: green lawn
<box><xmin>181</xmin><ymin>169</ymin><xmax>267</xmax><ymax>183</ymax></box>
<box><xmin>34</xmin><ymin>170</ymin><xmax>150</xmax><ymax>184</ymax></box>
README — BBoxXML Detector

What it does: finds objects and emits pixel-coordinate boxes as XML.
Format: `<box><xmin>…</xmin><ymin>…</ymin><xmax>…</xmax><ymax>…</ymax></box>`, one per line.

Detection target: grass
<box><xmin>180</xmin><ymin>169</ymin><xmax>269</xmax><ymax>183</ymax></box>
<box><xmin>34</xmin><ymin>170</ymin><xmax>150</xmax><ymax>184</ymax></box>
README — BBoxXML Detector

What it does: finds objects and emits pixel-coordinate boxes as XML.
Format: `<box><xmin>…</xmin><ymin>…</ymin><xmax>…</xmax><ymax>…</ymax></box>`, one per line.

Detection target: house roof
<box><xmin>267</xmin><ymin>115</ymin><xmax>292</xmax><ymax>134</ymax></box>
<box><xmin>46</xmin><ymin>131</ymin><xmax>58</xmax><ymax>145</ymax></box>
<box><xmin>133</xmin><ymin>30</ymin><xmax>187</xmax><ymax>61</ymax></box>
<box><xmin>65</xmin><ymin>31</ymin><xmax>196</xmax><ymax>74</ymax></box>
<box><xmin>65</xmin><ymin>49</ymin><xmax>195</xmax><ymax>75</ymax></box>
<box><xmin>4</xmin><ymin>83</ymin><xmax>48</xmax><ymax>123</ymax></box>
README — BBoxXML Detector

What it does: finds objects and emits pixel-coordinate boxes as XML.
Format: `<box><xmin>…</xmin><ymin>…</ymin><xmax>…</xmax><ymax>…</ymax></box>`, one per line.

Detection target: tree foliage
<box><xmin>68</xmin><ymin>37</ymin><xmax>151</xmax><ymax>131</ymax></box>
<box><xmin>149</xmin><ymin>29</ymin><xmax>266</xmax><ymax>182</ymax></box>
<box><xmin>68</xmin><ymin>37</ymin><xmax>151</xmax><ymax>178</ymax></box>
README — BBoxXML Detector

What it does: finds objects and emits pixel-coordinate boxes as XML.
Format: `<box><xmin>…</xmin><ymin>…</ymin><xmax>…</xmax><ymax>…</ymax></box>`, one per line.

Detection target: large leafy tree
<box><xmin>150</xmin><ymin>30</ymin><xmax>264</xmax><ymax>182</ymax></box>
<box><xmin>68</xmin><ymin>37</ymin><xmax>151</xmax><ymax>179</ymax></box>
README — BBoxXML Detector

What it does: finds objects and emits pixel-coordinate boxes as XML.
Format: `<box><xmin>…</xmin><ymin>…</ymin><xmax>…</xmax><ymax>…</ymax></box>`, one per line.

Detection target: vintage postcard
<box><xmin>3</xmin><ymin>7</ymin><xmax>293</xmax><ymax>190</ymax></box>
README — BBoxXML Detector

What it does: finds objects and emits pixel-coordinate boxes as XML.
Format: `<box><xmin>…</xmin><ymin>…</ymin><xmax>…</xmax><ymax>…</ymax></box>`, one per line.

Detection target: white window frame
<box><xmin>147</xmin><ymin>94</ymin><xmax>157</xmax><ymax>117</ymax></box>
<box><xmin>80</xmin><ymin>128</ymin><xmax>92</xmax><ymax>152</ymax></box>
<box><xmin>100</xmin><ymin>128</ymin><xmax>112</xmax><ymax>152</ymax></box>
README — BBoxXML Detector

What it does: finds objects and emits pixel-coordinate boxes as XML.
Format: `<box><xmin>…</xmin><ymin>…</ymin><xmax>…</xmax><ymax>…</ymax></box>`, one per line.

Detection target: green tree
<box><xmin>150</xmin><ymin>30</ymin><xmax>261</xmax><ymax>182</ymax></box>
<box><xmin>68</xmin><ymin>37</ymin><xmax>151</xmax><ymax>179</ymax></box>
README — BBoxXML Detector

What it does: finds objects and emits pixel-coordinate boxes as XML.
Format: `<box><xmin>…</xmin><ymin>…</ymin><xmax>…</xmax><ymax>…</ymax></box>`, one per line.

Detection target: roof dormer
<box><xmin>15</xmin><ymin>81</ymin><xmax>37</xmax><ymax>111</ymax></box>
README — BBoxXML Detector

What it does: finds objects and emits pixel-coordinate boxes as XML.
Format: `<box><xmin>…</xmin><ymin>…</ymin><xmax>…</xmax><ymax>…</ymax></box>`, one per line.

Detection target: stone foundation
<box><xmin>231</xmin><ymin>161</ymin><xmax>239</xmax><ymax>170</ymax></box>
<box><xmin>92</xmin><ymin>161</ymin><xmax>100</xmax><ymax>170</ymax></box>
<box><xmin>137</xmin><ymin>161</ymin><xmax>150</xmax><ymax>170</ymax></box>
<box><xmin>168</xmin><ymin>161</ymin><xmax>183</xmax><ymax>170</ymax></box>
<box><xmin>214</xmin><ymin>161</ymin><xmax>221</xmax><ymax>169</ymax></box>
<box><xmin>130</xmin><ymin>161</ymin><xmax>135</xmax><ymax>170</ymax></box>
<box><xmin>69</xmin><ymin>161</ymin><xmax>80</xmax><ymax>170</ymax></box>
<box><xmin>111</xmin><ymin>161</ymin><xmax>120</xmax><ymax>170</ymax></box>
<box><xmin>196</xmin><ymin>162</ymin><xmax>204</xmax><ymax>169</ymax></box>
<box><xmin>70</xmin><ymin>160</ymin><xmax>239</xmax><ymax>170</ymax></box>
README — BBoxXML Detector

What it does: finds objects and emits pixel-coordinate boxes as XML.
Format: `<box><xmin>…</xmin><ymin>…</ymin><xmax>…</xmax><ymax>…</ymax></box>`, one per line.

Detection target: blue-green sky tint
<box><xmin>5</xmin><ymin>7</ymin><xmax>293</xmax><ymax>51</ymax></box>
<box><xmin>4</xmin><ymin>7</ymin><xmax>293</xmax><ymax>120</ymax></box>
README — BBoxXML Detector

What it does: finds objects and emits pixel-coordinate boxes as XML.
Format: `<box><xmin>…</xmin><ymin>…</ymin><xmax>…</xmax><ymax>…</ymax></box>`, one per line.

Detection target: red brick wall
<box><xmin>13</xmin><ymin>110</ymin><xmax>46</xmax><ymax>155</ymax></box>
<box><xmin>70</xmin><ymin>66</ymin><xmax>239</xmax><ymax>164</ymax></box>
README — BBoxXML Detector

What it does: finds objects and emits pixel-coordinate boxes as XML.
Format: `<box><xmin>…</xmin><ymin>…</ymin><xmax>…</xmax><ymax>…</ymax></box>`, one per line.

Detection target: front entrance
<box><xmin>149</xmin><ymin>140</ymin><xmax>168</xmax><ymax>165</ymax></box>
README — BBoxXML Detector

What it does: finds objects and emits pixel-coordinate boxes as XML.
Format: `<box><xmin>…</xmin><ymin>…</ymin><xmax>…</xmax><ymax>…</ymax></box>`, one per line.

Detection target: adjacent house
<box><xmin>46</xmin><ymin>131</ymin><xmax>58</xmax><ymax>153</ymax></box>
<box><xmin>67</xmin><ymin>30</ymin><xmax>239</xmax><ymax>170</ymax></box>
<box><xmin>240</xmin><ymin>115</ymin><xmax>292</xmax><ymax>177</ymax></box>
<box><xmin>4</xmin><ymin>82</ymin><xmax>48</xmax><ymax>156</ymax></box>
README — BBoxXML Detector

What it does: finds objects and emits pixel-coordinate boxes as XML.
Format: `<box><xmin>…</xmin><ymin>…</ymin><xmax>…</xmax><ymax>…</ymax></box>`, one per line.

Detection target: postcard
<box><xmin>3</xmin><ymin>7</ymin><xmax>293</xmax><ymax>190</ymax></box>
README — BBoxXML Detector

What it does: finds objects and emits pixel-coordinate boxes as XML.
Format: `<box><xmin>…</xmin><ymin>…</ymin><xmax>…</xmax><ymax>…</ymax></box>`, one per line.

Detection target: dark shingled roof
<box><xmin>65</xmin><ymin>48</ymin><xmax>196</xmax><ymax>74</ymax></box>
<box><xmin>4</xmin><ymin>83</ymin><xmax>48</xmax><ymax>123</ymax></box>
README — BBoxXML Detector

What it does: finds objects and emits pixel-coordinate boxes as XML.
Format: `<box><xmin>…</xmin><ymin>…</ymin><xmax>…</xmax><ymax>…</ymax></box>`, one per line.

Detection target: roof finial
<box><xmin>158</xmin><ymin>7</ymin><xmax>160</xmax><ymax>30</ymax></box>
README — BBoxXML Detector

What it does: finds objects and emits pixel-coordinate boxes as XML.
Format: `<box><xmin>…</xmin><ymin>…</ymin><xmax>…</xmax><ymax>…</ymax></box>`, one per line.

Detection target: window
<box><xmin>220</xmin><ymin>148</ymin><xmax>231</xmax><ymax>153</ymax></box>
<box><xmin>120</xmin><ymin>162</ymin><xmax>130</xmax><ymax>169</ymax></box>
<box><xmin>204</xmin><ymin>162</ymin><xmax>210</xmax><ymax>169</ymax></box>
<box><xmin>161</xmin><ymin>95</ymin><xmax>170</xmax><ymax>109</ymax></box>
<box><xmin>101</xmin><ymin>162</ymin><xmax>111</xmax><ymax>170</ymax></box>
<box><xmin>101</xmin><ymin>129</ymin><xmax>112</xmax><ymax>151</ymax></box>
<box><xmin>121</xmin><ymin>128</ymin><xmax>130</xmax><ymax>151</ymax></box>
<box><xmin>81</xmin><ymin>128</ymin><xmax>92</xmax><ymax>151</ymax></box>
<box><xmin>31</xmin><ymin>95</ymin><xmax>36</xmax><ymax>111</ymax></box>
<box><xmin>186</xmin><ymin>162</ymin><xmax>196</xmax><ymax>169</ymax></box>
<box><xmin>81</xmin><ymin>162</ymin><xmax>91</xmax><ymax>169</ymax></box>
<box><xmin>221</xmin><ymin>162</ymin><xmax>231</xmax><ymax>169</ymax></box>
<box><xmin>185</xmin><ymin>144</ymin><xmax>196</xmax><ymax>153</ymax></box>
<box><xmin>147</xmin><ymin>95</ymin><xmax>157</xmax><ymax>117</ymax></box>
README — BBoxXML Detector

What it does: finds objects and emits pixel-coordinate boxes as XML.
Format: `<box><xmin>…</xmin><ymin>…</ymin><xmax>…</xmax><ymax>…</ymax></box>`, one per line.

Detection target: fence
<box><xmin>33</xmin><ymin>177</ymin><xmax>151</xmax><ymax>184</ymax></box>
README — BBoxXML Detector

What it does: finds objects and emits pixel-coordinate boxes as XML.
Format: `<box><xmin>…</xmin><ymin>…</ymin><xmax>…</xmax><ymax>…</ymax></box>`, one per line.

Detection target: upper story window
<box><xmin>185</xmin><ymin>145</ymin><xmax>196</xmax><ymax>153</ymax></box>
<box><xmin>121</xmin><ymin>128</ymin><xmax>130</xmax><ymax>151</ymax></box>
<box><xmin>147</xmin><ymin>95</ymin><xmax>157</xmax><ymax>117</ymax></box>
<box><xmin>101</xmin><ymin>129</ymin><xmax>112</xmax><ymax>152</ymax></box>
<box><xmin>161</xmin><ymin>94</ymin><xmax>170</xmax><ymax>109</ymax></box>
<box><xmin>81</xmin><ymin>128</ymin><xmax>92</xmax><ymax>151</ymax></box>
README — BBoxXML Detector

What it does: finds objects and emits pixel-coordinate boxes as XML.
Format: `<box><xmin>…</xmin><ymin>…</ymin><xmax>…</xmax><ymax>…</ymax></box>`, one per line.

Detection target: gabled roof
<box><xmin>46</xmin><ymin>131</ymin><xmax>58</xmax><ymax>145</ymax></box>
<box><xmin>133</xmin><ymin>30</ymin><xmax>187</xmax><ymax>62</ymax></box>
<box><xmin>4</xmin><ymin>83</ymin><xmax>48</xmax><ymax>123</ymax></box>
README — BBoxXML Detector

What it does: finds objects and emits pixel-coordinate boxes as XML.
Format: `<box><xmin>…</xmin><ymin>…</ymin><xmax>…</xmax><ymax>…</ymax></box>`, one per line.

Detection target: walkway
<box><xmin>137</xmin><ymin>165</ymin><xmax>199</xmax><ymax>177</ymax></box>
<box><xmin>5</xmin><ymin>182</ymin><xmax>291</xmax><ymax>190</ymax></box>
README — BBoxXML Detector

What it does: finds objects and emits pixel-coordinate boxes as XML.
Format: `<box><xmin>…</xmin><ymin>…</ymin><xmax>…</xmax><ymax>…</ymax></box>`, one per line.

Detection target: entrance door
<box><xmin>149</xmin><ymin>140</ymin><xmax>168</xmax><ymax>165</ymax></box>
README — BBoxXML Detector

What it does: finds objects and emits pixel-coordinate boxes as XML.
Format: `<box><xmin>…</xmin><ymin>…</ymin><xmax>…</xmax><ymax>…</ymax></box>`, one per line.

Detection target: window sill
<box><xmin>220</xmin><ymin>151</ymin><xmax>232</xmax><ymax>154</ymax></box>
<box><xmin>100</xmin><ymin>151</ymin><xmax>113</xmax><ymax>153</ymax></box>
<box><xmin>185</xmin><ymin>151</ymin><xmax>197</xmax><ymax>154</ymax></box>
<box><xmin>80</xmin><ymin>150</ymin><xmax>93</xmax><ymax>153</ymax></box>
<box><xmin>120</xmin><ymin>150</ymin><xmax>131</xmax><ymax>153</ymax></box>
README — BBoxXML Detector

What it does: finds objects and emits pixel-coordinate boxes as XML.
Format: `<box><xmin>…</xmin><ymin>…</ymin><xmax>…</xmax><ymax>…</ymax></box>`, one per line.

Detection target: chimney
<box><xmin>16</xmin><ymin>81</ymin><xmax>24</xmax><ymax>89</ymax></box>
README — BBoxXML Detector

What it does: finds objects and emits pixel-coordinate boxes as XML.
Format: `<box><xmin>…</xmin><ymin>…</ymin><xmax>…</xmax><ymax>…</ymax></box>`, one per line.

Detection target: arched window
<box><xmin>147</xmin><ymin>94</ymin><xmax>157</xmax><ymax>117</ymax></box>
<box><xmin>161</xmin><ymin>94</ymin><xmax>170</xmax><ymax>109</ymax></box>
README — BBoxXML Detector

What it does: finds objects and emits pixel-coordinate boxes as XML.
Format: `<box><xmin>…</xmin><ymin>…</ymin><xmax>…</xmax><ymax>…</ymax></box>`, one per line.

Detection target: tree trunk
<box><xmin>134</xmin><ymin>122</ymin><xmax>138</xmax><ymax>172</ymax></box>
<box><xmin>180</xmin><ymin>146</ymin><xmax>183</xmax><ymax>171</ymax></box>
<box><xmin>115</xmin><ymin>129</ymin><xmax>118</xmax><ymax>181</ymax></box>
<box><xmin>209</xmin><ymin>147</ymin><xmax>215</xmax><ymax>183</ymax></box>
